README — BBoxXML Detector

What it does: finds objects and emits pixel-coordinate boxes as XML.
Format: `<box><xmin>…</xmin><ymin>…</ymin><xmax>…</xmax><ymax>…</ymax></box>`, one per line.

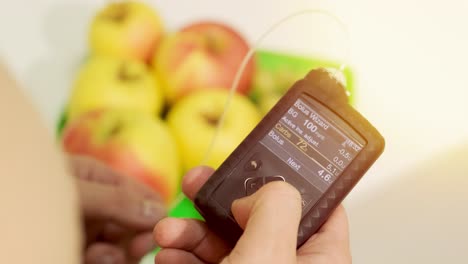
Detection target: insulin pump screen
<box><xmin>212</xmin><ymin>94</ymin><xmax>367</xmax><ymax>214</ymax></box>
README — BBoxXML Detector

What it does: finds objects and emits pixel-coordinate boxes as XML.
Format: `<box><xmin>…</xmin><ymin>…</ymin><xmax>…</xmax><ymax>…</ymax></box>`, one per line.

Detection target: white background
<box><xmin>1</xmin><ymin>0</ymin><xmax>467</xmax><ymax>263</ymax></box>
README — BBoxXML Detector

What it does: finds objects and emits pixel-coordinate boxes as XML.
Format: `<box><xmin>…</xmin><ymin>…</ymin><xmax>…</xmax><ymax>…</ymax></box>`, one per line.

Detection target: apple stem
<box><xmin>118</xmin><ymin>63</ymin><xmax>140</xmax><ymax>82</ymax></box>
<box><xmin>109</xmin><ymin>122</ymin><xmax>123</xmax><ymax>137</ymax></box>
<box><xmin>204</xmin><ymin>32</ymin><xmax>224</xmax><ymax>54</ymax></box>
<box><xmin>104</xmin><ymin>3</ymin><xmax>128</xmax><ymax>23</ymax></box>
<box><xmin>202</xmin><ymin>113</ymin><xmax>220</xmax><ymax>126</ymax></box>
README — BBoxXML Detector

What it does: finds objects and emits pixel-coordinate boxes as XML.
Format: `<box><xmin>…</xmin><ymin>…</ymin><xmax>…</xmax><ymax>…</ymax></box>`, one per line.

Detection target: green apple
<box><xmin>167</xmin><ymin>90</ymin><xmax>261</xmax><ymax>170</ymax></box>
<box><xmin>89</xmin><ymin>1</ymin><xmax>164</xmax><ymax>62</ymax></box>
<box><xmin>62</xmin><ymin>109</ymin><xmax>181</xmax><ymax>204</ymax></box>
<box><xmin>67</xmin><ymin>56</ymin><xmax>164</xmax><ymax>121</ymax></box>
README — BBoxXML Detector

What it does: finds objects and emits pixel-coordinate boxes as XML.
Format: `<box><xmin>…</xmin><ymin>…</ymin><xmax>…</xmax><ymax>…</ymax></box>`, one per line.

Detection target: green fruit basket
<box><xmin>254</xmin><ymin>50</ymin><xmax>354</xmax><ymax>100</ymax></box>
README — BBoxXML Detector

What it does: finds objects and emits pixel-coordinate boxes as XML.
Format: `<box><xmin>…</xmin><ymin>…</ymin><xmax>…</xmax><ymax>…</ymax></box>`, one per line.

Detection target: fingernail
<box><xmin>142</xmin><ymin>200</ymin><xmax>166</xmax><ymax>219</ymax></box>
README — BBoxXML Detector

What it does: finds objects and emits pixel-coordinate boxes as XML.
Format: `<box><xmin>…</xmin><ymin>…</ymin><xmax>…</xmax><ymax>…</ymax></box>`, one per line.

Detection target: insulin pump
<box><xmin>194</xmin><ymin>68</ymin><xmax>385</xmax><ymax>247</ymax></box>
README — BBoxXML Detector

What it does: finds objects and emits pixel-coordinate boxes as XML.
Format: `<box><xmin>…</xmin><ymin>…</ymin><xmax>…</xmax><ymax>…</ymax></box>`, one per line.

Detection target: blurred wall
<box><xmin>1</xmin><ymin>0</ymin><xmax>467</xmax><ymax>263</ymax></box>
<box><xmin>349</xmin><ymin>142</ymin><xmax>468</xmax><ymax>263</ymax></box>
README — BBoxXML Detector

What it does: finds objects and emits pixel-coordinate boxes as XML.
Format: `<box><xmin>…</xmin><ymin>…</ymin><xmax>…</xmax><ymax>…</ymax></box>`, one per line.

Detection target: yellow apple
<box><xmin>67</xmin><ymin>56</ymin><xmax>163</xmax><ymax>121</ymax></box>
<box><xmin>167</xmin><ymin>89</ymin><xmax>261</xmax><ymax>171</ymax></box>
<box><xmin>62</xmin><ymin>109</ymin><xmax>181</xmax><ymax>204</ymax></box>
<box><xmin>258</xmin><ymin>93</ymin><xmax>282</xmax><ymax>115</ymax></box>
<box><xmin>89</xmin><ymin>1</ymin><xmax>164</xmax><ymax>62</ymax></box>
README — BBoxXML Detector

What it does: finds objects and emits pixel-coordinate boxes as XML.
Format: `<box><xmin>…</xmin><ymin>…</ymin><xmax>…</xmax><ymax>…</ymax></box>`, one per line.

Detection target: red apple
<box><xmin>153</xmin><ymin>21</ymin><xmax>255</xmax><ymax>103</ymax></box>
<box><xmin>62</xmin><ymin>109</ymin><xmax>181</xmax><ymax>204</ymax></box>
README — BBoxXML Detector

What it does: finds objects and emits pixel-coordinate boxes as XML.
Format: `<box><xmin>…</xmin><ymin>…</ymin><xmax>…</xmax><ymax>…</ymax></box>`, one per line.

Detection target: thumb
<box><xmin>224</xmin><ymin>181</ymin><xmax>302</xmax><ymax>264</ymax></box>
<box><xmin>78</xmin><ymin>178</ymin><xmax>166</xmax><ymax>231</ymax></box>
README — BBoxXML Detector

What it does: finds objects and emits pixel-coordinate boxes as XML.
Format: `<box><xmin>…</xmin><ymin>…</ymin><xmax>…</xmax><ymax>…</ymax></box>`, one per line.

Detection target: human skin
<box><xmin>70</xmin><ymin>155</ymin><xmax>166</xmax><ymax>264</ymax></box>
<box><xmin>0</xmin><ymin>62</ymin><xmax>81</xmax><ymax>264</ymax></box>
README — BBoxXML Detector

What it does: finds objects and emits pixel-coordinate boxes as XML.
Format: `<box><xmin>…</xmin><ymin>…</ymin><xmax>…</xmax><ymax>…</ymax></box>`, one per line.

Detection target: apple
<box><xmin>167</xmin><ymin>89</ymin><xmax>261</xmax><ymax>171</ymax></box>
<box><xmin>62</xmin><ymin>109</ymin><xmax>181</xmax><ymax>204</ymax></box>
<box><xmin>89</xmin><ymin>1</ymin><xmax>164</xmax><ymax>62</ymax></box>
<box><xmin>67</xmin><ymin>56</ymin><xmax>164</xmax><ymax>121</ymax></box>
<box><xmin>249</xmin><ymin>68</ymin><xmax>277</xmax><ymax>103</ymax></box>
<box><xmin>153</xmin><ymin>21</ymin><xmax>255</xmax><ymax>104</ymax></box>
<box><xmin>258</xmin><ymin>93</ymin><xmax>282</xmax><ymax>115</ymax></box>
